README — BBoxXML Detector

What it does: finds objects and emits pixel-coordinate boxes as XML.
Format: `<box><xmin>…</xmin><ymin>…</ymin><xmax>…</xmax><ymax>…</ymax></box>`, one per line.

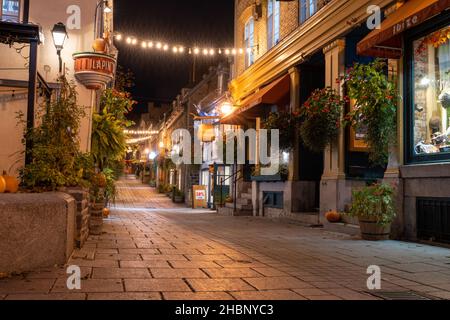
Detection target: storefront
<box><xmin>358</xmin><ymin>0</ymin><xmax>450</xmax><ymax>243</ymax></box>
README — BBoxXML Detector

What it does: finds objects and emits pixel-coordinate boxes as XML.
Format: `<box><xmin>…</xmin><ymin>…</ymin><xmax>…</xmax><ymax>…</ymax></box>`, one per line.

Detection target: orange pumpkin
<box><xmin>325</xmin><ymin>210</ymin><xmax>341</xmax><ymax>223</ymax></box>
<box><xmin>102</xmin><ymin>208</ymin><xmax>110</xmax><ymax>218</ymax></box>
<box><xmin>2</xmin><ymin>171</ymin><xmax>19</xmax><ymax>193</ymax></box>
<box><xmin>0</xmin><ymin>176</ymin><xmax>6</xmax><ymax>193</ymax></box>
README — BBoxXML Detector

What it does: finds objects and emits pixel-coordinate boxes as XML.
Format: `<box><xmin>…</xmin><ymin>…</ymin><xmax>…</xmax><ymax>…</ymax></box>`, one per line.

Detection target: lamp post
<box><xmin>94</xmin><ymin>0</ymin><xmax>112</xmax><ymax>38</ymax></box>
<box><xmin>51</xmin><ymin>22</ymin><xmax>68</xmax><ymax>74</ymax></box>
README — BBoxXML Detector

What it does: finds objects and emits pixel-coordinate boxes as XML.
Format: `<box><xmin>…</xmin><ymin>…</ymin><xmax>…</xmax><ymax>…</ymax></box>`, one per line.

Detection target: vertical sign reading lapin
<box><xmin>192</xmin><ymin>185</ymin><xmax>207</xmax><ymax>209</ymax></box>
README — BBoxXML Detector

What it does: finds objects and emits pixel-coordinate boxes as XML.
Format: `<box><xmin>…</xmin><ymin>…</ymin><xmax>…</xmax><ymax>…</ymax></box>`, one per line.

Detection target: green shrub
<box><xmin>348</xmin><ymin>183</ymin><xmax>396</xmax><ymax>226</ymax></box>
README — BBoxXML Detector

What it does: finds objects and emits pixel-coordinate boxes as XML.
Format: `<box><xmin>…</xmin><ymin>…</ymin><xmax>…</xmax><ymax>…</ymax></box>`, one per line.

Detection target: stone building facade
<box><xmin>221</xmin><ymin>0</ymin><xmax>450</xmax><ymax>244</ymax></box>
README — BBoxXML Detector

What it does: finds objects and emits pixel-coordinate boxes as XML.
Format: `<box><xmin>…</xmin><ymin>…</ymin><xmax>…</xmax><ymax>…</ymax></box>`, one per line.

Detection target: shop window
<box><xmin>267</xmin><ymin>0</ymin><xmax>280</xmax><ymax>49</ymax></box>
<box><xmin>263</xmin><ymin>192</ymin><xmax>283</xmax><ymax>209</ymax></box>
<box><xmin>406</xmin><ymin>17</ymin><xmax>450</xmax><ymax>163</ymax></box>
<box><xmin>1</xmin><ymin>0</ymin><xmax>19</xmax><ymax>22</ymax></box>
<box><xmin>244</xmin><ymin>17</ymin><xmax>255</xmax><ymax>68</ymax></box>
<box><xmin>300</xmin><ymin>0</ymin><xmax>329</xmax><ymax>25</ymax></box>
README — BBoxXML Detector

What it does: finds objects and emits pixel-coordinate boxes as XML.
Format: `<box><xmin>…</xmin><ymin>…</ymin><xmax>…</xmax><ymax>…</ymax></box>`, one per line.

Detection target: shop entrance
<box><xmin>296</xmin><ymin>53</ymin><xmax>325</xmax><ymax>212</ymax></box>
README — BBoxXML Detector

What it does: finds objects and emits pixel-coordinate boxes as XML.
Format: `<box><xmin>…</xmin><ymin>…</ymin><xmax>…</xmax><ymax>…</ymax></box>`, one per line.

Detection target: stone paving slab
<box><xmin>87</xmin><ymin>292</ymin><xmax>161</xmax><ymax>300</ymax></box>
<box><xmin>186</xmin><ymin>278</ymin><xmax>256</xmax><ymax>292</ymax></box>
<box><xmin>162</xmin><ymin>292</ymin><xmax>234</xmax><ymax>300</ymax></box>
<box><xmin>230</xmin><ymin>290</ymin><xmax>306</xmax><ymax>300</ymax></box>
<box><xmin>124</xmin><ymin>279</ymin><xmax>191</xmax><ymax>292</ymax></box>
<box><xmin>1</xmin><ymin>176</ymin><xmax>450</xmax><ymax>300</ymax></box>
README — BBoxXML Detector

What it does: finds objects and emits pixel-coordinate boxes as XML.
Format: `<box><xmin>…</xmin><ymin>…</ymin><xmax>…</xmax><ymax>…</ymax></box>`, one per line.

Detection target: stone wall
<box><xmin>0</xmin><ymin>193</ymin><xmax>75</xmax><ymax>274</ymax></box>
<box><xmin>400</xmin><ymin>163</ymin><xmax>450</xmax><ymax>241</ymax></box>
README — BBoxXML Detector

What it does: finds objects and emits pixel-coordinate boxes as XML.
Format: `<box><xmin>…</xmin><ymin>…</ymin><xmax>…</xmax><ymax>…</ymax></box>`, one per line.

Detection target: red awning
<box><xmin>357</xmin><ymin>0</ymin><xmax>450</xmax><ymax>59</ymax></box>
<box><xmin>221</xmin><ymin>74</ymin><xmax>290</xmax><ymax>125</ymax></box>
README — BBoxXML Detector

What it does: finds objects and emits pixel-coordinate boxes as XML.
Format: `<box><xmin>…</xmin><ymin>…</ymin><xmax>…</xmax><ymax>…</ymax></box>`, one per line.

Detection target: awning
<box><xmin>357</xmin><ymin>0</ymin><xmax>450</xmax><ymax>59</ymax></box>
<box><xmin>221</xmin><ymin>74</ymin><xmax>290</xmax><ymax>125</ymax></box>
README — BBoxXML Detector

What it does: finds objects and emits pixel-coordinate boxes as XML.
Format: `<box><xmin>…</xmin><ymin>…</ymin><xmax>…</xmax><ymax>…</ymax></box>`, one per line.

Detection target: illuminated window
<box><xmin>300</xmin><ymin>0</ymin><xmax>328</xmax><ymax>24</ymax></box>
<box><xmin>244</xmin><ymin>17</ymin><xmax>254</xmax><ymax>68</ymax></box>
<box><xmin>408</xmin><ymin>23</ymin><xmax>450</xmax><ymax>162</ymax></box>
<box><xmin>1</xmin><ymin>0</ymin><xmax>20</xmax><ymax>23</ymax></box>
<box><xmin>267</xmin><ymin>0</ymin><xmax>280</xmax><ymax>49</ymax></box>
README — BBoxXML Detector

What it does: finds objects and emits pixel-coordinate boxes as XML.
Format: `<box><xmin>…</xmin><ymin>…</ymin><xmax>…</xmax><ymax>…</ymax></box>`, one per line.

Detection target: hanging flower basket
<box><xmin>262</xmin><ymin>111</ymin><xmax>301</xmax><ymax>152</ymax></box>
<box><xmin>300</xmin><ymin>87</ymin><xmax>344</xmax><ymax>153</ymax></box>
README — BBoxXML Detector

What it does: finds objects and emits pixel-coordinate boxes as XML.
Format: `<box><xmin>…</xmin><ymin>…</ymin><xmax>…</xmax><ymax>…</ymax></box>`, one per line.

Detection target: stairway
<box><xmin>217</xmin><ymin>189</ymin><xmax>253</xmax><ymax>217</ymax></box>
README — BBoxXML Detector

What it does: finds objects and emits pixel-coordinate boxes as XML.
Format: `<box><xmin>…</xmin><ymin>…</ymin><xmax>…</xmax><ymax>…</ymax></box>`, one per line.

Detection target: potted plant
<box><xmin>173</xmin><ymin>188</ymin><xmax>185</xmax><ymax>203</ymax></box>
<box><xmin>348</xmin><ymin>183</ymin><xmax>396</xmax><ymax>241</ymax></box>
<box><xmin>300</xmin><ymin>87</ymin><xmax>344</xmax><ymax>153</ymax></box>
<box><xmin>342</xmin><ymin>59</ymin><xmax>399</xmax><ymax>166</ymax></box>
<box><xmin>89</xmin><ymin>173</ymin><xmax>106</xmax><ymax>235</ymax></box>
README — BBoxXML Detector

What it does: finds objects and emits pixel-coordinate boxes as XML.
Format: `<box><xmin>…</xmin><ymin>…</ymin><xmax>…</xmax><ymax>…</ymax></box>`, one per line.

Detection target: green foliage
<box><xmin>103</xmin><ymin>167</ymin><xmax>117</xmax><ymax>206</ymax></box>
<box><xmin>174</xmin><ymin>188</ymin><xmax>184</xmax><ymax>197</ymax></box>
<box><xmin>262</xmin><ymin>111</ymin><xmax>301</xmax><ymax>151</ymax></box>
<box><xmin>348</xmin><ymin>183</ymin><xmax>397</xmax><ymax>226</ymax></box>
<box><xmin>19</xmin><ymin>76</ymin><xmax>87</xmax><ymax>191</ymax></box>
<box><xmin>91</xmin><ymin>89</ymin><xmax>134</xmax><ymax>170</ymax></box>
<box><xmin>300</xmin><ymin>87</ymin><xmax>344</xmax><ymax>153</ymax></box>
<box><xmin>342</xmin><ymin>59</ymin><xmax>399</xmax><ymax>166</ymax></box>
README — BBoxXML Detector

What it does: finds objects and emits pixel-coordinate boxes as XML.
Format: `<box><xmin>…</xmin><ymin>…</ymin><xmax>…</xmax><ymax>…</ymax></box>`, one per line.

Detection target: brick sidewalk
<box><xmin>1</xmin><ymin>176</ymin><xmax>450</xmax><ymax>300</ymax></box>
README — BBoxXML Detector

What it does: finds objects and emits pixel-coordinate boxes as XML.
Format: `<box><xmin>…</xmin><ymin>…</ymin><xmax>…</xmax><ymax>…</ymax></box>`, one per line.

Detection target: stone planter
<box><xmin>0</xmin><ymin>193</ymin><xmax>75</xmax><ymax>273</ymax></box>
<box><xmin>358</xmin><ymin>216</ymin><xmax>391</xmax><ymax>241</ymax></box>
<box><xmin>90</xmin><ymin>201</ymin><xmax>104</xmax><ymax>235</ymax></box>
<box><xmin>173</xmin><ymin>196</ymin><xmax>185</xmax><ymax>203</ymax></box>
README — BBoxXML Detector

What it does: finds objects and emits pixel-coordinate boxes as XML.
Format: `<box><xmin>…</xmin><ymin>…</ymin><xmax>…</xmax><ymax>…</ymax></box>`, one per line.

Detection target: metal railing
<box><xmin>218</xmin><ymin>168</ymin><xmax>243</xmax><ymax>214</ymax></box>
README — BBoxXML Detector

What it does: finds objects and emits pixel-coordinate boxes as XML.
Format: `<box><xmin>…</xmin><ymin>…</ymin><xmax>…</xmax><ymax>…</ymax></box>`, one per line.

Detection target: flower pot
<box><xmin>358</xmin><ymin>216</ymin><xmax>391</xmax><ymax>241</ymax></box>
<box><xmin>90</xmin><ymin>202</ymin><xmax>104</xmax><ymax>235</ymax></box>
<box><xmin>173</xmin><ymin>196</ymin><xmax>185</xmax><ymax>203</ymax></box>
<box><xmin>92</xmin><ymin>38</ymin><xmax>106</xmax><ymax>53</ymax></box>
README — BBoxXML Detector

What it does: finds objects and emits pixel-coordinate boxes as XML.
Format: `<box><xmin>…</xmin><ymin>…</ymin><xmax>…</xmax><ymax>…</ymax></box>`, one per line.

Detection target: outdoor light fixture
<box><xmin>149</xmin><ymin>152</ymin><xmax>157</xmax><ymax>160</ymax></box>
<box><xmin>220</xmin><ymin>101</ymin><xmax>233</xmax><ymax>115</ymax></box>
<box><xmin>51</xmin><ymin>22</ymin><xmax>68</xmax><ymax>74</ymax></box>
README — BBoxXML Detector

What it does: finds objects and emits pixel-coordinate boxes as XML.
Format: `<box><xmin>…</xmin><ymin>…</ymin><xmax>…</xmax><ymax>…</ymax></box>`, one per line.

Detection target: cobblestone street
<box><xmin>1</xmin><ymin>176</ymin><xmax>450</xmax><ymax>300</ymax></box>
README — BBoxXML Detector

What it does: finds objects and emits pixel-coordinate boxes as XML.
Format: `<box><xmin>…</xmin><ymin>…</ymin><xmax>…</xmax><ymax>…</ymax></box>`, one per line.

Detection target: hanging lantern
<box><xmin>198</xmin><ymin>124</ymin><xmax>215</xmax><ymax>142</ymax></box>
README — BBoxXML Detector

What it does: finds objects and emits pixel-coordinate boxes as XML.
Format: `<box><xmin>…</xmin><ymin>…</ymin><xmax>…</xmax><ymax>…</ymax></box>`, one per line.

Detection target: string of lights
<box><xmin>113</xmin><ymin>33</ymin><xmax>253</xmax><ymax>56</ymax></box>
<box><xmin>126</xmin><ymin>135</ymin><xmax>155</xmax><ymax>144</ymax></box>
<box><xmin>124</xmin><ymin>129</ymin><xmax>159</xmax><ymax>135</ymax></box>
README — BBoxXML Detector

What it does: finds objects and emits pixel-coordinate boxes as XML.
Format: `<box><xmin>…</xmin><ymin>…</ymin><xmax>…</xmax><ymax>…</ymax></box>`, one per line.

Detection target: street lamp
<box><xmin>220</xmin><ymin>101</ymin><xmax>234</xmax><ymax>115</ymax></box>
<box><xmin>51</xmin><ymin>22</ymin><xmax>68</xmax><ymax>74</ymax></box>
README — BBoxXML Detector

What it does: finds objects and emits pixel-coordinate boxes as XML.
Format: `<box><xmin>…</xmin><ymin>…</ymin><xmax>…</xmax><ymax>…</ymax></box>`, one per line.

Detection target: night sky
<box><xmin>114</xmin><ymin>0</ymin><xmax>235</xmax><ymax>121</ymax></box>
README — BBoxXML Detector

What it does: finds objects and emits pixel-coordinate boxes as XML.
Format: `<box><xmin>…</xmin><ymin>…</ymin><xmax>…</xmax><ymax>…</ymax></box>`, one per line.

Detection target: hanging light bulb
<box><xmin>231</xmin><ymin>49</ymin><xmax>237</xmax><ymax>55</ymax></box>
<box><xmin>209</xmin><ymin>49</ymin><xmax>215</xmax><ymax>55</ymax></box>
<box><xmin>179</xmin><ymin>46</ymin><xmax>184</xmax><ymax>53</ymax></box>
<box><xmin>246</xmin><ymin>47</ymin><xmax>252</xmax><ymax>53</ymax></box>
<box><xmin>115</xmin><ymin>34</ymin><xmax>122</xmax><ymax>41</ymax></box>
<box><xmin>131</xmin><ymin>38</ymin><xmax>137</xmax><ymax>45</ymax></box>
<box><xmin>156</xmin><ymin>42</ymin><xmax>162</xmax><ymax>49</ymax></box>
<box><xmin>218</xmin><ymin>49</ymin><xmax>222</xmax><ymax>54</ymax></box>
<box><xmin>148</xmin><ymin>41</ymin><xmax>154</xmax><ymax>48</ymax></box>
<box><xmin>141</xmin><ymin>41</ymin><xmax>147</xmax><ymax>48</ymax></box>
<box><xmin>225</xmin><ymin>49</ymin><xmax>230</xmax><ymax>55</ymax></box>
<box><xmin>193</xmin><ymin>48</ymin><xmax>200</xmax><ymax>55</ymax></box>
<box><xmin>173</xmin><ymin>46</ymin><xmax>178</xmax><ymax>53</ymax></box>
<box><xmin>126</xmin><ymin>37</ymin><xmax>132</xmax><ymax>44</ymax></box>
<box><xmin>163</xmin><ymin>44</ymin><xmax>169</xmax><ymax>51</ymax></box>
<box><xmin>238</xmin><ymin>48</ymin><xmax>244</xmax><ymax>54</ymax></box>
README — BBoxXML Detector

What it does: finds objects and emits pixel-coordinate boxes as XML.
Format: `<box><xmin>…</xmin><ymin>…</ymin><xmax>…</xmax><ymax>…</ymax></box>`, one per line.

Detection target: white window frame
<box><xmin>300</xmin><ymin>0</ymin><xmax>319</xmax><ymax>24</ymax></box>
<box><xmin>267</xmin><ymin>0</ymin><xmax>280</xmax><ymax>49</ymax></box>
<box><xmin>244</xmin><ymin>17</ymin><xmax>255</xmax><ymax>68</ymax></box>
<box><xmin>1</xmin><ymin>0</ymin><xmax>20</xmax><ymax>23</ymax></box>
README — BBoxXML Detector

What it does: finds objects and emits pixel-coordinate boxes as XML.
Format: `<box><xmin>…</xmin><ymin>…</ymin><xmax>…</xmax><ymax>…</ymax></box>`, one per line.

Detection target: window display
<box><xmin>412</xmin><ymin>24</ymin><xmax>450</xmax><ymax>157</ymax></box>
